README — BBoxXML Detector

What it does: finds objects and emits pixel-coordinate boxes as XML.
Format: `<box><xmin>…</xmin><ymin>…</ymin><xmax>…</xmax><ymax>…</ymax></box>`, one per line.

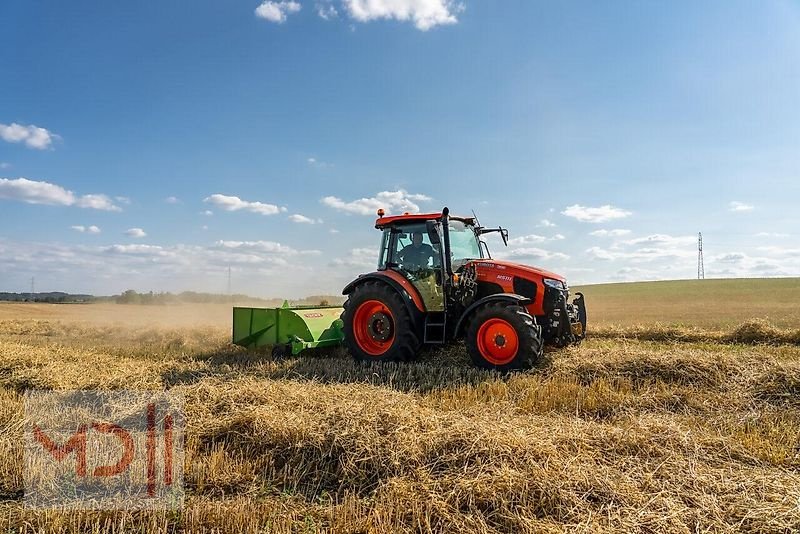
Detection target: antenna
<box><xmin>697</xmin><ymin>232</ymin><xmax>704</xmax><ymax>280</ymax></box>
<box><xmin>471</xmin><ymin>209</ymin><xmax>481</xmax><ymax>228</ymax></box>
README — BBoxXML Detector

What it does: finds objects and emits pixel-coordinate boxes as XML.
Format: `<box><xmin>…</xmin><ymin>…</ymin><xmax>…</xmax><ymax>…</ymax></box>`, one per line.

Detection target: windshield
<box><xmin>448</xmin><ymin>220</ymin><xmax>483</xmax><ymax>266</ymax></box>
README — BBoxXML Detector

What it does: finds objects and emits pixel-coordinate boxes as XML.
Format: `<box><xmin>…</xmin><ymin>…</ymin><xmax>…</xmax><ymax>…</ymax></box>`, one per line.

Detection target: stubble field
<box><xmin>1</xmin><ymin>278</ymin><xmax>799</xmax><ymax>533</ymax></box>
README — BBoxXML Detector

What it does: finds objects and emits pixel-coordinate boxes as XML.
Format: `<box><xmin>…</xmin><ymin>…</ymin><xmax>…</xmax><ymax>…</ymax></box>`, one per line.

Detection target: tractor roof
<box><xmin>375</xmin><ymin>212</ymin><xmax>475</xmax><ymax>229</ymax></box>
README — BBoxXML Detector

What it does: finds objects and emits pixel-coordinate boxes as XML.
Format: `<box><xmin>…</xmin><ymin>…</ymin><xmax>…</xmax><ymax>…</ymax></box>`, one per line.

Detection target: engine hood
<box><xmin>472</xmin><ymin>259</ymin><xmax>567</xmax><ymax>283</ymax></box>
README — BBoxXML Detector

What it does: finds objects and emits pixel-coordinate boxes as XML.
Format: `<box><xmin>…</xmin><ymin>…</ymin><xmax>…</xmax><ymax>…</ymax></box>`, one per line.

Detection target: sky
<box><xmin>1</xmin><ymin>0</ymin><xmax>799</xmax><ymax>297</ymax></box>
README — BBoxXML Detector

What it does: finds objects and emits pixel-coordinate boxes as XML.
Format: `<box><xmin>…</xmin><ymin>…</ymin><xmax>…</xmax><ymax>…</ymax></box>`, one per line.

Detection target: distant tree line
<box><xmin>114</xmin><ymin>290</ymin><xmax>344</xmax><ymax>306</ymax></box>
<box><xmin>0</xmin><ymin>292</ymin><xmax>95</xmax><ymax>303</ymax></box>
<box><xmin>0</xmin><ymin>290</ymin><xmax>344</xmax><ymax>306</ymax></box>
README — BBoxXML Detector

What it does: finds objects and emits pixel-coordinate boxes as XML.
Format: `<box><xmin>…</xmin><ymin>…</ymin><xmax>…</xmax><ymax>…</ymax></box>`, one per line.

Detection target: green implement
<box><xmin>232</xmin><ymin>301</ymin><xmax>344</xmax><ymax>355</ymax></box>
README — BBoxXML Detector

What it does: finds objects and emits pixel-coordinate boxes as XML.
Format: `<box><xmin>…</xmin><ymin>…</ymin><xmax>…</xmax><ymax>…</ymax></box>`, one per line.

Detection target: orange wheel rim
<box><xmin>477</xmin><ymin>318</ymin><xmax>519</xmax><ymax>365</ymax></box>
<box><xmin>353</xmin><ymin>300</ymin><xmax>395</xmax><ymax>356</ymax></box>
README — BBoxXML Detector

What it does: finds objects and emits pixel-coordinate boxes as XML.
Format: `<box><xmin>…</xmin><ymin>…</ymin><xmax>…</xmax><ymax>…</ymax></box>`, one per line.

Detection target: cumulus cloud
<box><xmin>71</xmin><ymin>225</ymin><xmax>101</xmax><ymax>234</ymax></box>
<box><xmin>321</xmin><ymin>189</ymin><xmax>431</xmax><ymax>215</ymax></box>
<box><xmin>537</xmin><ymin>219</ymin><xmax>556</xmax><ymax>228</ymax></box>
<box><xmin>215</xmin><ymin>240</ymin><xmax>320</xmax><ymax>256</ymax></box>
<box><xmin>288</xmin><ymin>213</ymin><xmax>322</xmax><ymax>224</ymax></box>
<box><xmin>316</xmin><ymin>0</ymin><xmax>338</xmax><ymax>19</ymax></box>
<box><xmin>125</xmin><ymin>228</ymin><xmax>147</xmax><ymax>238</ymax></box>
<box><xmin>590</xmin><ymin>229</ymin><xmax>631</xmax><ymax>237</ymax></box>
<box><xmin>508</xmin><ymin>234</ymin><xmax>564</xmax><ymax>245</ymax></box>
<box><xmin>505</xmin><ymin>247</ymin><xmax>570</xmax><ymax>262</ymax></box>
<box><xmin>342</xmin><ymin>0</ymin><xmax>462</xmax><ymax>30</ymax></box>
<box><xmin>729</xmin><ymin>201</ymin><xmax>754</xmax><ymax>212</ymax></box>
<box><xmin>586</xmin><ymin>233</ymin><xmax>697</xmax><ymax>263</ymax></box>
<box><xmin>0</xmin><ymin>122</ymin><xmax>59</xmax><ymax>150</ymax></box>
<box><xmin>0</xmin><ymin>178</ymin><xmax>121</xmax><ymax>211</ymax></box>
<box><xmin>621</xmin><ymin>234</ymin><xmax>696</xmax><ymax>247</ymax></box>
<box><xmin>165</xmin><ymin>196</ymin><xmax>180</xmax><ymax>204</ymax></box>
<box><xmin>562</xmin><ymin>204</ymin><xmax>632</xmax><ymax>223</ymax></box>
<box><xmin>204</xmin><ymin>194</ymin><xmax>284</xmax><ymax>216</ymax></box>
<box><xmin>755</xmin><ymin>232</ymin><xmax>789</xmax><ymax>238</ymax></box>
<box><xmin>255</xmin><ymin>0</ymin><xmax>301</xmax><ymax>22</ymax></box>
<box><xmin>330</xmin><ymin>247</ymin><xmax>377</xmax><ymax>268</ymax></box>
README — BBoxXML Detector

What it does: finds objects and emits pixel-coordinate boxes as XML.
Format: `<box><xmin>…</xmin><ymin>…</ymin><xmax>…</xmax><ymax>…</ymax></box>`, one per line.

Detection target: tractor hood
<box><xmin>473</xmin><ymin>259</ymin><xmax>567</xmax><ymax>283</ymax></box>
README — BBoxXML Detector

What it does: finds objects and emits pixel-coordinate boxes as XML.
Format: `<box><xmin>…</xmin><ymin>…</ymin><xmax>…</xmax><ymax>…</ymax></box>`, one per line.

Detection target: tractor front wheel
<box><xmin>466</xmin><ymin>301</ymin><xmax>543</xmax><ymax>371</ymax></box>
<box><xmin>342</xmin><ymin>281</ymin><xmax>420</xmax><ymax>362</ymax></box>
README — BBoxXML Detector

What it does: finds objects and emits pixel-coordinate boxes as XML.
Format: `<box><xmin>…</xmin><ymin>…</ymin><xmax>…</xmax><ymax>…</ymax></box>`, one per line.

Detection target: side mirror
<box><xmin>426</xmin><ymin>220</ymin><xmax>441</xmax><ymax>245</ymax></box>
<box><xmin>501</xmin><ymin>228</ymin><xmax>509</xmax><ymax>246</ymax></box>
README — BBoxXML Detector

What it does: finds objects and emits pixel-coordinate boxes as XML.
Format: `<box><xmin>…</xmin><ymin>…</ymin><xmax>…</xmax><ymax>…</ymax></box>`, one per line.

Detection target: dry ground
<box><xmin>1</xmin><ymin>283</ymin><xmax>799</xmax><ymax>533</ymax></box>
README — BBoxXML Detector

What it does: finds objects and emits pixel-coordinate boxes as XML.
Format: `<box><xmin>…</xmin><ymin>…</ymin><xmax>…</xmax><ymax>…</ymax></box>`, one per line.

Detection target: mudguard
<box><xmin>454</xmin><ymin>293</ymin><xmax>532</xmax><ymax>337</ymax></box>
<box><xmin>342</xmin><ymin>272</ymin><xmax>425</xmax><ymax>327</ymax></box>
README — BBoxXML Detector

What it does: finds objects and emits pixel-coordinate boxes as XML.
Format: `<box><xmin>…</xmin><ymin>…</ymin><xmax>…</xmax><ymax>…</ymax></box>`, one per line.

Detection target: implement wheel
<box><xmin>466</xmin><ymin>301</ymin><xmax>543</xmax><ymax>371</ymax></box>
<box><xmin>342</xmin><ymin>281</ymin><xmax>420</xmax><ymax>362</ymax></box>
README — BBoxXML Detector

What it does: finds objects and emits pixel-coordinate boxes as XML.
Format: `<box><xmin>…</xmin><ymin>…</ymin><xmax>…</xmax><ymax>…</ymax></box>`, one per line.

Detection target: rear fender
<box><xmin>454</xmin><ymin>293</ymin><xmax>532</xmax><ymax>337</ymax></box>
<box><xmin>343</xmin><ymin>272</ymin><xmax>425</xmax><ymax>327</ymax></box>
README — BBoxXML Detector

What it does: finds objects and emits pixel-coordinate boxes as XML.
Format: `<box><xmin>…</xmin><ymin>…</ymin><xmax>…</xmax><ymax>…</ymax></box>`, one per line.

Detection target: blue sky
<box><xmin>1</xmin><ymin>0</ymin><xmax>799</xmax><ymax>297</ymax></box>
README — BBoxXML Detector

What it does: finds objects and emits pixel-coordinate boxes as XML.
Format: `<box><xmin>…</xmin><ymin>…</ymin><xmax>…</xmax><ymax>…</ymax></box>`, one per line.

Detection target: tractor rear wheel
<box><xmin>466</xmin><ymin>301</ymin><xmax>543</xmax><ymax>371</ymax></box>
<box><xmin>342</xmin><ymin>281</ymin><xmax>421</xmax><ymax>362</ymax></box>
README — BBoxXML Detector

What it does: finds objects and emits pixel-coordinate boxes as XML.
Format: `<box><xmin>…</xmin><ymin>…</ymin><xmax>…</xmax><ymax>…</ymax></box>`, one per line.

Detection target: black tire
<box><xmin>341</xmin><ymin>281</ymin><xmax>421</xmax><ymax>362</ymax></box>
<box><xmin>465</xmin><ymin>301</ymin><xmax>543</xmax><ymax>371</ymax></box>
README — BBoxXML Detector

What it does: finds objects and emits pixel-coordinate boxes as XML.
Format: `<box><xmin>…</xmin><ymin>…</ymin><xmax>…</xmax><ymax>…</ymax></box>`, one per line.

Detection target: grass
<box><xmin>1</xmin><ymin>278</ymin><xmax>799</xmax><ymax>532</ymax></box>
<box><xmin>574</xmin><ymin>277</ymin><xmax>800</xmax><ymax>329</ymax></box>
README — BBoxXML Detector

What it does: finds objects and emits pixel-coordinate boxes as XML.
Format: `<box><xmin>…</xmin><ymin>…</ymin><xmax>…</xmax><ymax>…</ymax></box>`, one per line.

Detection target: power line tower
<box><xmin>697</xmin><ymin>232</ymin><xmax>705</xmax><ymax>280</ymax></box>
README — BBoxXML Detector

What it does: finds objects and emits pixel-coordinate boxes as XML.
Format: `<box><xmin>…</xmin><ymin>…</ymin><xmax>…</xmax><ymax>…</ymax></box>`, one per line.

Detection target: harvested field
<box><xmin>1</xmin><ymin>280</ymin><xmax>799</xmax><ymax>532</ymax></box>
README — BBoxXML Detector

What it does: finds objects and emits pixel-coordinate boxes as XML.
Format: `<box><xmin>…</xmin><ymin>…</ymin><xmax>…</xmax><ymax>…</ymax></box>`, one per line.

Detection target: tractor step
<box><xmin>423</xmin><ymin>311</ymin><xmax>446</xmax><ymax>344</ymax></box>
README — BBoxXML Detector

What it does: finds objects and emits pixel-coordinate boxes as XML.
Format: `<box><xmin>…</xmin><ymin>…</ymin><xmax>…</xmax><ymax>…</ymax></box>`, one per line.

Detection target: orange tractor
<box><xmin>341</xmin><ymin>208</ymin><xmax>586</xmax><ymax>370</ymax></box>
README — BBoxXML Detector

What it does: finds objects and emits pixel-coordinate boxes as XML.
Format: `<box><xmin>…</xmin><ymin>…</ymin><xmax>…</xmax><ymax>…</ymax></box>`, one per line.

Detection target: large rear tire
<box><xmin>342</xmin><ymin>281</ymin><xmax>421</xmax><ymax>362</ymax></box>
<box><xmin>466</xmin><ymin>301</ymin><xmax>543</xmax><ymax>371</ymax></box>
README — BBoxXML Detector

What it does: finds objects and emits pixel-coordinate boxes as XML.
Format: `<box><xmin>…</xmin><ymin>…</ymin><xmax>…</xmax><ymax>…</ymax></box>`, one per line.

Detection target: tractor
<box><xmin>341</xmin><ymin>207</ymin><xmax>586</xmax><ymax>370</ymax></box>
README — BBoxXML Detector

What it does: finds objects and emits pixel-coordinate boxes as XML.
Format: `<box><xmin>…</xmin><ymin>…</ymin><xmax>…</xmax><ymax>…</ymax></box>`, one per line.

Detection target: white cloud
<box><xmin>561</xmin><ymin>204</ymin><xmax>632</xmax><ymax>223</ymax></box>
<box><xmin>729</xmin><ymin>201</ymin><xmax>754</xmax><ymax>212</ymax></box>
<box><xmin>204</xmin><ymin>194</ymin><xmax>282</xmax><ymax>216</ymax></box>
<box><xmin>508</xmin><ymin>233</ymin><xmax>564</xmax><ymax>245</ymax></box>
<box><xmin>316</xmin><ymin>0</ymin><xmax>338</xmax><ymax>19</ymax></box>
<box><xmin>125</xmin><ymin>228</ymin><xmax>147</xmax><ymax>238</ymax></box>
<box><xmin>288</xmin><ymin>213</ymin><xmax>322</xmax><ymax>224</ymax></box>
<box><xmin>716</xmin><ymin>253</ymin><xmax>746</xmax><ymax>264</ymax></box>
<box><xmin>255</xmin><ymin>0</ymin><xmax>301</xmax><ymax>22</ymax></box>
<box><xmin>342</xmin><ymin>0</ymin><xmax>462</xmax><ymax>30</ymax></box>
<box><xmin>0</xmin><ymin>178</ymin><xmax>121</xmax><ymax>211</ymax></box>
<box><xmin>590</xmin><ymin>229</ymin><xmax>631</xmax><ymax>237</ymax></box>
<box><xmin>0</xmin><ymin>122</ymin><xmax>59</xmax><ymax>150</ymax></box>
<box><xmin>203</xmin><ymin>210</ymin><xmax>214</xmax><ymax>216</ymax></box>
<box><xmin>505</xmin><ymin>247</ymin><xmax>570</xmax><ymax>262</ymax></box>
<box><xmin>537</xmin><ymin>219</ymin><xmax>556</xmax><ymax>228</ymax></box>
<box><xmin>215</xmin><ymin>240</ymin><xmax>321</xmax><ymax>256</ymax></box>
<box><xmin>165</xmin><ymin>196</ymin><xmax>180</xmax><ymax>204</ymax></box>
<box><xmin>75</xmin><ymin>194</ymin><xmax>120</xmax><ymax>211</ymax></box>
<box><xmin>71</xmin><ymin>225</ymin><xmax>101</xmax><ymax>234</ymax></box>
<box><xmin>755</xmin><ymin>232</ymin><xmax>789</xmax><ymax>238</ymax></box>
<box><xmin>0</xmin><ymin>162</ymin><xmax>10</xmax><ymax>170</ymax></box>
<box><xmin>329</xmin><ymin>228</ymin><xmax>340</xmax><ymax>234</ymax></box>
<box><xmin>321</xmin><ymin>189</ymin><xmax>432</xmax><ymax>215</ymax></box>
<box><xmin>307</xmin><ymin>156</ymin><xmax>333</xmax><ymax>168</ymax></box>
<box><xmin>330</xmin><ymin>247</ymin><xmax>377</xmax><ymax>268</ymax></box>
<box><xmin>115</xmin><ymin>196</ymin><xmax>131</xmax><ymax>205</ymax></box>
<box><xmin>586</xmin><ymin>233</ymin><xmax>697</xmax><ymax>263</ymax></box>
<box><xmin>621</xmin><ymin>234</ymin><xmax>696</xmax><ymax>247</ymax></box>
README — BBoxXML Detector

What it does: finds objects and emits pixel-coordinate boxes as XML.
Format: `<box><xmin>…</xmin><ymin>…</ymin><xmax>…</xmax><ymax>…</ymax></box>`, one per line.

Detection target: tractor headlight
<box><xmin>543</xmin><ymin>278</ymin><xmax>565</xmax><ymax>290</ymax></box>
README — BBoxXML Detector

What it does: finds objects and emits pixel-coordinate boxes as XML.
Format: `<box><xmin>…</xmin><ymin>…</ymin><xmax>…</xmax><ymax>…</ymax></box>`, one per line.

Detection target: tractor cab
<box><xmin>375</xmin><ymin>212</ymin><xmax>484</xmax><ymax>313</ymax></box>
